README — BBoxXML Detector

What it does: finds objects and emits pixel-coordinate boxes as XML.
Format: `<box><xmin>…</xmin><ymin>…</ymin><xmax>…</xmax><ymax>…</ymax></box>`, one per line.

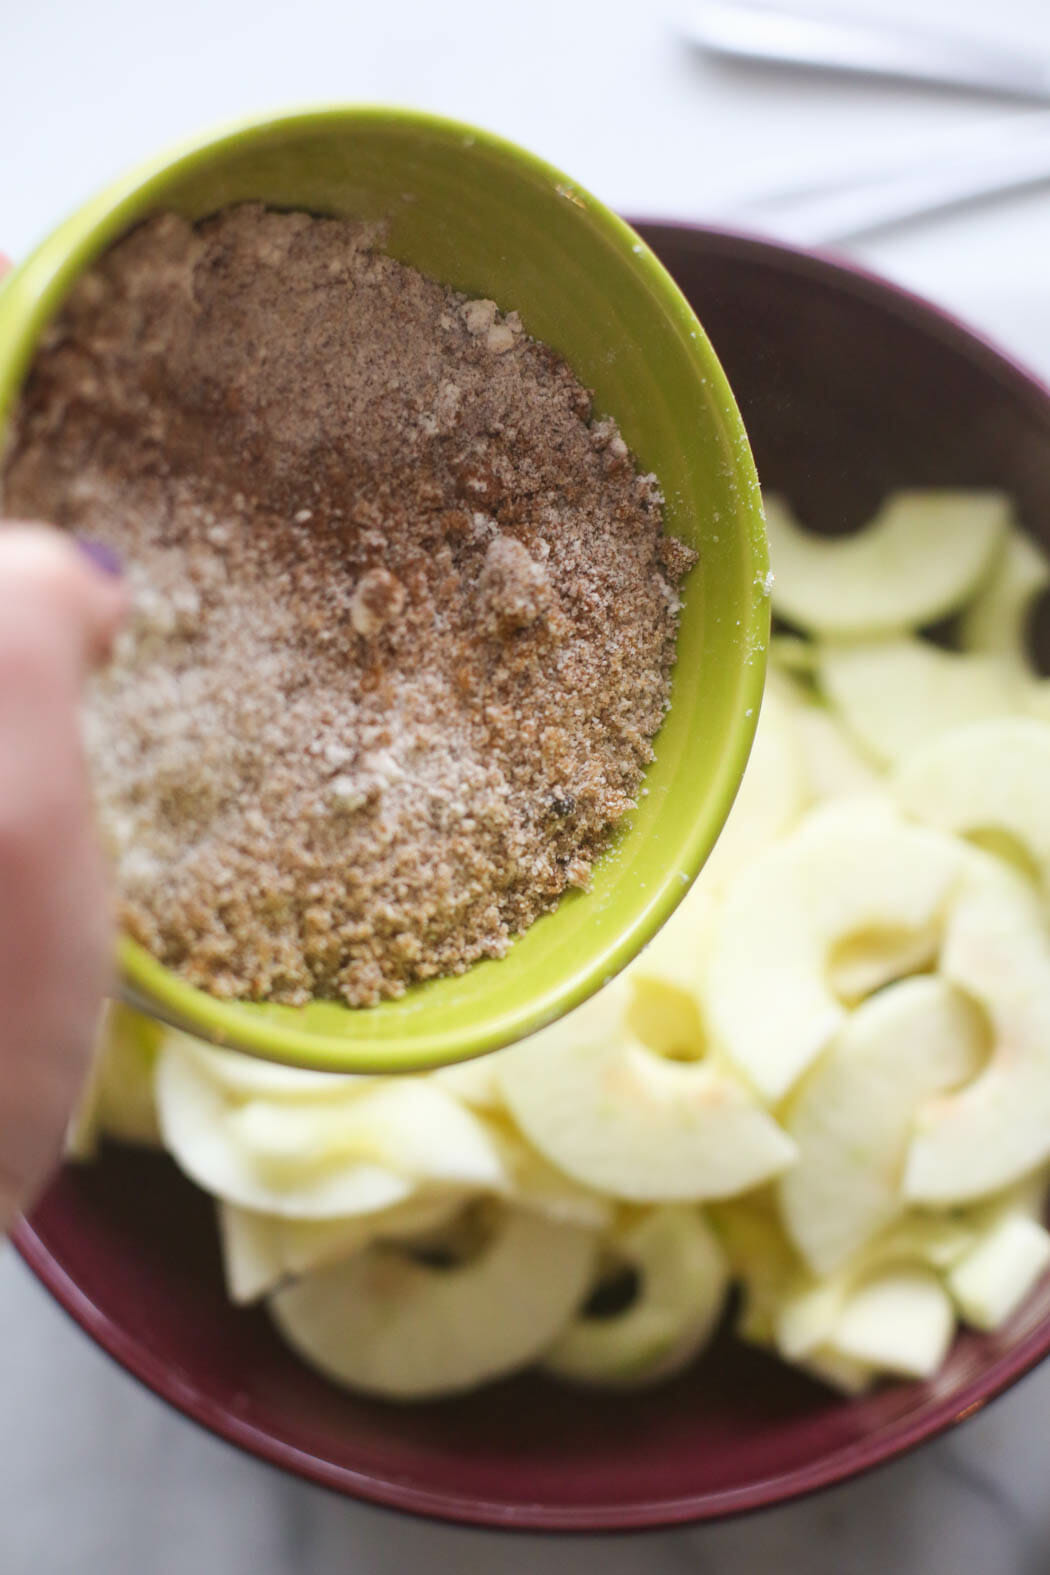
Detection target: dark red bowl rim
<box><xmin>15</xmin><ymin>218</ymin><xmax>1050</xmax><ymax>1532</ymax></box>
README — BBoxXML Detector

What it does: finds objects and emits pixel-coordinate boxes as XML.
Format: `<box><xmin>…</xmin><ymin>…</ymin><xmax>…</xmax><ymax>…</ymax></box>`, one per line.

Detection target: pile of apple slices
<box><xmin>73</xmin><ymin>489</ymin><xmax>1050</xmax><ymax>1401</ymax></box>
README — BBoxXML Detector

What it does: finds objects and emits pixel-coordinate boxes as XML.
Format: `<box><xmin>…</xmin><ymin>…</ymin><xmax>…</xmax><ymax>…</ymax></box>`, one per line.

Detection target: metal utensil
<box><xmin>678</xmin><ymin>0</ymin><xmax>1050</xmax><ymax>101</ymax></box>
<box><xmin>710</xmin><ymin>109</ymin><xmax>1050</xmax><ymax>246</ymax></box>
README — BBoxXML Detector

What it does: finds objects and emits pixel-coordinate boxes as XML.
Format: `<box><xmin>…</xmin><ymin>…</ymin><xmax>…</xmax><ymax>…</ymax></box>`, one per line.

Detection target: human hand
<box><xmin>0</xmin><ymin>378</ymin><xmax>128</xmax><ymax>1226</ymax></box>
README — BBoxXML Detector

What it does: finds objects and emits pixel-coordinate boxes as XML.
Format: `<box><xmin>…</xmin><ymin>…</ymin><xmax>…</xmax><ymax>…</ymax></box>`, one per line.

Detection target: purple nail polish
<box><xmin>75</xmin><ymin>537</ymin><xmax>123</xmax><ymax>578</ymax></box>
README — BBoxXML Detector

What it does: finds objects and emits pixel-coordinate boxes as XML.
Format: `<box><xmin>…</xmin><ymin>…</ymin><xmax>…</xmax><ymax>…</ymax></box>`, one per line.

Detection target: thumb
<box><xmin>0</xmin><ymin>524</ymin><xmax>127</xmax><ymax>669</ymax></box>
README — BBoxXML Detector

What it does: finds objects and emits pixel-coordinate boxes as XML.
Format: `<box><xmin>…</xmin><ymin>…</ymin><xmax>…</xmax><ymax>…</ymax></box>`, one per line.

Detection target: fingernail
<box><xmin>75</xmin><ymin>537</ymin><xmax>123</xmax><ymax>578</ymax></box>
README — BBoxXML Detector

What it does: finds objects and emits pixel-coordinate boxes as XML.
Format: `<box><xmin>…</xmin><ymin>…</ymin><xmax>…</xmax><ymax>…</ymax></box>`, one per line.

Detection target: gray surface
<box><xmin>4</xmin><ymin>1245</ymin><xmax>1049</xmax><ymax>1574</ymax></box>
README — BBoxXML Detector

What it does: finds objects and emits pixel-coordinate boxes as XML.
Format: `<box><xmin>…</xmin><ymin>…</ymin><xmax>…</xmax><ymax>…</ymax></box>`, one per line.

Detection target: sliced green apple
<box><xmin>542</xmin><ymin>1206</ymin><xmax>729</xmax><ymax>1388</ymax></box>
<box><xmin>829</xmin><ymin>1265</ymin><xmax>955</xmax><ymax>1379</ymax></box>
<box><xmin>894</xmin><ymin>717</ymin><xmax>1050</xmax><ymax>892</ymax></box>
<box><xmin>769</xmin><ymin>634</ymin><xmax>818</xmax><ymax>676</ymax></box>
<box><xmin>790</xmin><ymin>700</ymin><xmax>883</xmax><ymax>802</ymax></box>
<box><xmin>904</xmin><ymin>862</ymin><xmax>1050</xmax><ymax>1203</ymax></box>
<box><xmin>947</xmin><ymin>1213</ymin><xmax>1050</xmax><ymax>1331</ymax></box>
<box><xmin>706</xmin><ymin>807</ymin><xmax>963</xmax><ymax>1100</ymax></box>
<box><xmin>817</xmin><ymin>638</ymin><xmax>1023</xmax><ymax>768</ymax></box>
<box><xmin>697</xmin><ymin>682</ymin><xmax>810</xmax><ymax>893</ymax></box>
<box><xmin>485</xmin><ymin>1116</ymin><xmax>614</xmax><ymax>1229</ymax></box>
<box><xmin>959</xmin><ymin>525</ymin><xmax>1049</xmax><ymax>669</ymax></box>
<box><xmin>431</xmin><ymin>1054</ymin><xmax>505</xmax><ymax>1110</ymax></box>
<box><xmin>779</xmin><ymin>977</ymin><xmax>987</xmax><ymax>1274</ymax></box>
<box><xmin>170</xmin><ymin>1035</ymin><xmax>367</xmax><ymax>1102</ymax></box>
<box><xmin>156</xmin><ymin>1041</ymin><xmax>412</xmax><ymax>1218</ymax></box>
<box><xmin>67</xmin><ymin>1002</ymin><xmax>164</xmax><ymax>1158</ymax></box>
<box><xmin>217</xmin><ymin>1191</ymin><xmax>470</xmax><ymax>1303</ymax></box>
<box><xmin>709</xmin><ymin>1196</ymin><xmax>799</xmax><ymax>1346</ymax></box>
<box><xmin>218</xmin><ymin>1202</ymin><xmax>284</xmax><ymax>1303</ymax></box>
<box><xmin>765</xmin><ymin>490</ymin><xmax>1008</xmax><ymax>639</ymax></box>
<box><xmin>225</xmin><ymin>1079</ymin><xmax>505</xmax><ymax>1191</ymax></box>
<box><xmin>269</xmin><ymin>1205</ymin><xmax>597</xmax><ymax>1399</ymax></box>
<box><xmin>497</xmin><ymin>985</ymin><xmax>795</xmax><ymax>1201</ymax></box>
<box><xmin>800</xmin><ymin>1346</ymin><xmax>877</xmax><ymax>1395</ymax></box>
<box><xmin>624</xmin><ymin>884</ymin><xmax>717</xmax><ymax>1062</ymax></box>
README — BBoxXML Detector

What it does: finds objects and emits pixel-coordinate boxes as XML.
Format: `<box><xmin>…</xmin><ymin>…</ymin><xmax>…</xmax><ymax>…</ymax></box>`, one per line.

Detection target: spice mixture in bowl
<box><xmin>2</xmin><ymin>205</ymin><xmax>694</xmax><ymax>1010</ymax></box>
<box><xmin>0</xmin><ymin>109</ymin><xmax>768</xmax><ymax>1070</ymax></box>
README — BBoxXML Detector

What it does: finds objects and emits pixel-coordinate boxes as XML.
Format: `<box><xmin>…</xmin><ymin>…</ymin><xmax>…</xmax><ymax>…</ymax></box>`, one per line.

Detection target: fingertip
<box><xmin>0</xmin><ymin>523</ymin><xmax>128</xmax><ymax>668</ymax></box>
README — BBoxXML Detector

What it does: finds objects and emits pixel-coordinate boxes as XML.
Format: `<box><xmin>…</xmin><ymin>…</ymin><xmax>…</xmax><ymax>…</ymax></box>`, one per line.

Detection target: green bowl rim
<box><xmin>0</xmin><ymin>104</ymin><xmax>768</xmax><ymax>1070</ymax></box>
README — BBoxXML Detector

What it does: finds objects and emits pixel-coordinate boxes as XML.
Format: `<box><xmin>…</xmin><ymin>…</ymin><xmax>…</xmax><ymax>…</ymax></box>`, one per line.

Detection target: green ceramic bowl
<box><xmin>0</xmin><ymin>107</ymin><xmax>767</xmax><ymax>1073</ymax></box>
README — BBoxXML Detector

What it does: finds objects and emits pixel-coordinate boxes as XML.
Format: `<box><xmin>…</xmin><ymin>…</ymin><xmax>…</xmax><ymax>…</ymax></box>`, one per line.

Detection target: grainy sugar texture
<box><xmin>1</xmin><ymin>206</ymin><xmax>695</xmax><ymax>1006</ymax></box>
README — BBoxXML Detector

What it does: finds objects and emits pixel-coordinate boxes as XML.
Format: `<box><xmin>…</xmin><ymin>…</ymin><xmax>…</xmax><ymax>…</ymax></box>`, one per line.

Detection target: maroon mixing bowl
<box><xmin>16</xmin><ymin>223</ymin><xmax>1050</xmax><ymax>1531</ymax></box>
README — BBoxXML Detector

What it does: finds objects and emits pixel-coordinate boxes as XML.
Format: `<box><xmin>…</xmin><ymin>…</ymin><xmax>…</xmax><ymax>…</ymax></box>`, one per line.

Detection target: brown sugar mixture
<box><xmin>1</xmin><ymin>206</ymin><xmax>695</xmax><ymax>1006</ymax></box>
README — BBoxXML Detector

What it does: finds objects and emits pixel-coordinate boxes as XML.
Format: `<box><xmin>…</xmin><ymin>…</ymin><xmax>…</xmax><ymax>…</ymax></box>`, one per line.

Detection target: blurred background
<box><xmin>5</xmin><ymin>1</ymin><xmax>1050</xmax><ymax>1570</ymax></box>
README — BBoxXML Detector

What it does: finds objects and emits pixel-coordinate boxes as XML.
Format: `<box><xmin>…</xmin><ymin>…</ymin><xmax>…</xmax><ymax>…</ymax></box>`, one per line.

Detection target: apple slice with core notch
<box><xmin>764</xmin><ymin>490</ymin><xmax>1008</xmax><ymax>639</ymax></box>
<box><xmin>904</xmin><ymin>862</ymin><xmax>1050</xmax><ymax>1203</ymax></box>
<box><xmin>779</xmin><ymin>977</ymin><xmax>987</xmax><ymax>1274</ymax></box>
<box><xmin>496</xmin><ymin>985</ymin><xmax>795</xmax><ymax>1201</ymax></box>
<box><xmin>269</xmin><ymin>1205</ymin><xmax>597</xmax><ymax>1400</ymax></box>
<box><xmin>817</xmin><ymin>638</ymin><xmax>1023</xmax><ymax>768</ymax></box>
<box><xmin>542</xmin><ymin>1206</ymin><xmax>729</xmax><ymax>1388</ymax></box>
<box><xmin>706</xmin><ymin>805</ymin><xmax>964</xmax><ymax>1100</ymax></box>
<box><xmin>893</xmin><ymin>717</ymin><xmax>1050</xmax><ymax>890</ymax></box>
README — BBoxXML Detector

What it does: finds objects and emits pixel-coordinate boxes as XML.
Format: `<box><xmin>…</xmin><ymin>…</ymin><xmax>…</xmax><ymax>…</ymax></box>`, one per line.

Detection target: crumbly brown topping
<box><xmin>1</xmin><ymin>205</ymin><xmax>695</xmax><ymax>1006</ymax></box>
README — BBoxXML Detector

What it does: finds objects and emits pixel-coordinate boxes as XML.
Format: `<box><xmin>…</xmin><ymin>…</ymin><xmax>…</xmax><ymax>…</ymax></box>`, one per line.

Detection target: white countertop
<box><xmin>4</xmin><ymin>2</ymin><xmax>1050</xmax><ymax>1568</ymax></box>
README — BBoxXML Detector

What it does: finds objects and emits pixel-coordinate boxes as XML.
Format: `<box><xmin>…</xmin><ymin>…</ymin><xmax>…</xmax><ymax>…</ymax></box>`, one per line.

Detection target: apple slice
<box><xmin>772</xmin><ymin>1207</ymin><xmax>978</xmax><ymax>1361</ymax></box>
<box><xmin>696</xmin><ymin>682</ymin><xmax>810</xmax><ymax>893</ymax></box>
<box><xmin>769</xmin><ymin>634</ymin><xmax>818</xmax><ymax>676</ymax></box>
<box><xmin>779</xmin><ymin>977</ymin><xmax>987</xmax><ymax>1274</ymax></box>
<box><xmin>431</xmin><ymin>1054</ymin><xmax>505</xmax><ymax>1109</ymax></box>
<box><xmin>904</xmin><ymin>863</ymin><xmax>1050</xmax><ymax>1203</ymax></box>
<box><xmin>709</xmin><ymin>1196</ymin><xmax>800</xmax><ymax>1346</ymax></box>
<box><xmin>496</xmin><ymin>985</ymin><xmax>795</xmax><ymax>1201</ymax></box>
<box><xmin>800</xmin><ymin>1346</ymin><xmax>877</xmax><ymax>1396</ymax></box>
<box><xmin>959</xmin><ymin>526</ymin><xmax>1049</xmax><ymax>669</ymax></box>
<box><xmin>706</xmin><ymin>807</ymin><xmax>963</xmax><ymax>1100</ymax></box>
<box><xmin>269</xmin><ymin>1205</ymin><xmax>597</xmax><ymax>1399</ymax></box>
<box><xmin>791</xmin><ymin>700</ymin><xmax>882</xmax><ymax>802</ymax></box>
<box><xmin>218</xmin><ymin>1191</ymin><xmax>470</xmax><ymax>1303</ymax></box>
<box><xmin>225</xmin><ymin>1079</ymin><xmax>506</xmax><ymax>1191</ymax></box>
<box><xmin>817</xmin><ymin>638</ymin><xmax>1023</xmax><ymax>768</ymax></box>
<box><xmin>829</xmin><ymin>1266</ymin><xmax>955</xmax><ymax>1379</ymax></box>
<box><xmin>894</xmin><ymin>717</ymin><xmax>1050</xmax><ymax>891</ymax></box>
<box><xmin>485</xmin><ymin>1116</ymin><xmax>614</xmax><ymax>1230</ymax></box>
<box><xmin>542</xmin><ymin>1206</ymin><xmax>729</xmax><ymax>1388</ymax></box>
<box><xmin>946</xmin><ymin>1213</ymin><xmax>1050</xmax><ymax>1331</ymax></box>
<box><xmin>170</xmin><ymin>1036</ymin><xmax>367</xmax><ymax>1102</ymax></box>
<box><xmin>156</xmin><ymin>1041</ymin><xmax>412</xmax><ymax>1218</ymax></box>
<box><xmin>625</xmin><ymin>884</ymin><xmax>717</xmax><ymax>1061</ymax></box>
<box><xmin>217</xmin><ymin>1202</ymin><xmax>283</xmax><ymax>1303</ymax></box>
<box><xmin>67</xmin><ymin>1002</ymin><xmax>163</xmax><ymax>1158</ymax></box>
<box><xmin>764</xmin><ymin>490</ymin><xmax>1008</xmax><ymax>638</ymax></box>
